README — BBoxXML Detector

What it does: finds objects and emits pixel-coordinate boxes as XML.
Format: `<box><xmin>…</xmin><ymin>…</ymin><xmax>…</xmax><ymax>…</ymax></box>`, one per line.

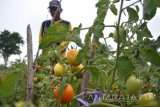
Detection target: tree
<box><xmin>0</xmin><ymin>30</ymin><xmax>24</xmax><ymax>66</ymax></box>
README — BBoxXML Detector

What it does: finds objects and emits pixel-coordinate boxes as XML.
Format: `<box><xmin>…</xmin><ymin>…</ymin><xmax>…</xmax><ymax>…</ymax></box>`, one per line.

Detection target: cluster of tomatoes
<box><xmin>53</xmin><ymin>49</ymin><xmax>83</xmax><ymax>104</ymax></box>
<box><xmin>54</xmin><ymin>49</ymin><xmax>84</xmax><ymax>76</ymax></box>
<box><xmin>34</xmin><ymin>48</ymin><xmax>84</xmax><ymax>105</ymax></box>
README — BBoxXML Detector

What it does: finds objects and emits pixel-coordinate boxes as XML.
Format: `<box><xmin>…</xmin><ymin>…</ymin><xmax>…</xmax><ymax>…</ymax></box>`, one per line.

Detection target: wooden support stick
<box><xmin>26</xmin><ymin>24</ymin><xmax>34</xmax><ymax>102</ymax></box>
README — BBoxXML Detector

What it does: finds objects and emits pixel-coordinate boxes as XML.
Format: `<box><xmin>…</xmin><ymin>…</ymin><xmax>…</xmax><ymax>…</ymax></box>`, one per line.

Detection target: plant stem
<box><xmin>80</xmin><ymin>25</ymin><xmax>116</xmax><ymax>30</ymax></box>
<box><xmin>106</xmin><ymin>0</ymin><xmax>124</xmax><ymax>96</ymax></box>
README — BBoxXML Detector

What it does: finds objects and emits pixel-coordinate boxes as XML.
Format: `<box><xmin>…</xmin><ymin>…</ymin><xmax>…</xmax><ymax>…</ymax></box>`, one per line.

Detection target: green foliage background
<box><xmin>0</xmin><ymin>60</ymin><xmax>27</xmax><ymax>106</ymax></box>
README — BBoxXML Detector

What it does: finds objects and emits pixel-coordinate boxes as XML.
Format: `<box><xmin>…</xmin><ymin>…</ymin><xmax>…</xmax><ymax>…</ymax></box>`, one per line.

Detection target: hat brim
<box><xmin>48</xmin><ymin>5</ymin><xmax>61</xmax><ymax>8</ymax></box>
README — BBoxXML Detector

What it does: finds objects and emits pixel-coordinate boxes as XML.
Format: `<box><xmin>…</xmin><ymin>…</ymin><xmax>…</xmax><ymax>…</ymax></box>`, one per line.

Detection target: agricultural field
<box><xmin>0</xmin><ymin>0</ymin><xmax>160</xmax><ymax>107</ymax></box>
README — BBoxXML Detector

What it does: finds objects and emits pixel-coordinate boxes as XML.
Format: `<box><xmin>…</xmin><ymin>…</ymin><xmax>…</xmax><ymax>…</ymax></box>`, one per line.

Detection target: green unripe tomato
<box><xmin>126</xmin><ymin>75</ymin><xmax>143</xmax><ymax>95</ymax></box>
<box><xmin>113</xmin><ymin>27</ymin><xmax>124</xmax><ymax>43</ymax></box>
<box><xmin>137</xmin><ymin>92</ymin><xmax>158</xmax><ymax>107</ymax></box>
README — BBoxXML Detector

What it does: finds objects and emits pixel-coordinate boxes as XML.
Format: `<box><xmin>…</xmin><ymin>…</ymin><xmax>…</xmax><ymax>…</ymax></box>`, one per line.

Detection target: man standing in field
<box><xmin>36</xmin><ymin>0</ymin><xmax>72</xmax><ymax>68</ymax></box>
<box><xmin>39</xmin><ymin>0</ymin><xmax>72</xmax><ymax>53</ymax></box>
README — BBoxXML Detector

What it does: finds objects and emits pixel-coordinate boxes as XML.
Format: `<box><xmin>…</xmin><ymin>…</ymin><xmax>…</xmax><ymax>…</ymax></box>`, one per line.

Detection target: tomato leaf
<box><xmin>96</xmin><ymin>0</ymin><xmax>110</xmax><ymax>7</ymax></box>
<box><xmin>127</xmin><ymin>7</ymin><xmax>139</xmax><ymax>22</ymax></box>
<box><xmin>93</xmin><ymin>24</ymin><xmax>104</xmax><ymax>38</ymax></box>
<box><xmin>71</xmin><ymin>83</ymin><xmax>81</xmax><ymax>107</ymax></box>
<box><xmin>56</xmin><ymin>75</ymin><xmax>68</xmax><ymax>105</ymax></box>
<box><xmin>76</xmin><ymin>46</ymin><xmax>90</xmax><ymax>64</ymax></box>
<box><xmin>72</xmin><ymin>24</ymin><xmax>82</xmax><ymax>36</ymax></box>
<box><xmin>155</xmin><ymin>36</ymin><xmax>160</xmax><ymax>46</ymax></box>
<box><xmin>141</xmin><ymin>48</ymin><xmax>160</xmax><ymax>66</ymax></box>
<box><xmin>39</xmin><ymin>23</ymin><xmax>69</xmax><ymax>49</ymax></box>
<box><xmin>88</xmin><ymin>68</ymin><xmax>107</xmax><ymax>89</ymax></box>
<box><xmin>143</xmin><ymin>0</ymin><xmax>158</xmax><ymax>20</ymax></box>
<box><xmin>118</xmin><ymin>56</ymin><xmax>134</xmax><ymax>78</ymax></box>
<box><xmin>36</xmin><ymin>74</ymin><xmax>46</xmax><ymax>79</ymax></box>
<box><xmin>97</xmin><ymin>71</ymin><xmax>107</xmax><ymax>89</ymax></box>
<box><xmin>0</xmin><ymin>72</ymin><xmax>20</xmax><ymax>97</ymax></box>
<box><xmin>67</xmin><ymin>34</ymin><xmax>83</xmax><ymax>47</ymax></box>
<box><xmin>110</xmin><ymin>5</ymin><xmax>118</xmax><ymax>16</ymax></box>
<box><xmin>136</xmin><ymin>22</ymin><xmax>152</xmax><ymax>40</ymax></box>
<box><xmin>113</xmin><ymin>0</ymin><xmax>120</xmax><ymax>3</ymax></box>
<box><xmin>120</xmin><ymin>29</ymin><xmax>127</xmax><ymax>45</ymax></box>
<box><xmin>87</xmin><ymin>66</ymin><xmax>100</xmax><ymax>83</ymax></box>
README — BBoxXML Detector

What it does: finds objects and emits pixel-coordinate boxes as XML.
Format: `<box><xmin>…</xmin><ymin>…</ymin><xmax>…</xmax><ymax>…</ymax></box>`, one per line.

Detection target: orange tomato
<box><xmin>66</xmin><ymin>49</ymin><xmax>80</xmax><ymax>66</ymax></box>
<box><xmin>54</xmin><ymin>84</ymin><xmax>74</xmax><ymax>104</ymax></box>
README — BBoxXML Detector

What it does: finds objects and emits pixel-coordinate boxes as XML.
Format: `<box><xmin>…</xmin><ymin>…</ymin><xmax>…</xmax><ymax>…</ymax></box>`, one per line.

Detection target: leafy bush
<box><xmin>0</xmin><ymin>60</ymin><xmax>27</xmax><ymax>106</ymax></box>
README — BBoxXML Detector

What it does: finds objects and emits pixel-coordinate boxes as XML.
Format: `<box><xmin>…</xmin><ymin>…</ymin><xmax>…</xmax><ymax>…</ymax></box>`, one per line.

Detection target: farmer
<box><xmin>38</xmin><ymin>0</ymin><xmax>72</xmax><ymax>51</ymax></box>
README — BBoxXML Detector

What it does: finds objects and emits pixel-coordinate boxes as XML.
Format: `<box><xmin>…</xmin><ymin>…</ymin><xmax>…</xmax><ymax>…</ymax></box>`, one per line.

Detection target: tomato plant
<box><xmin>32</xmin><ymin>0</ymin><xmax>160</xmax><ymax>106</ymax></box>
